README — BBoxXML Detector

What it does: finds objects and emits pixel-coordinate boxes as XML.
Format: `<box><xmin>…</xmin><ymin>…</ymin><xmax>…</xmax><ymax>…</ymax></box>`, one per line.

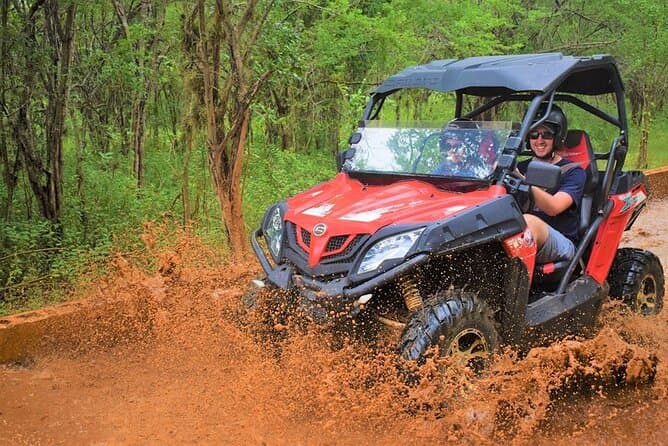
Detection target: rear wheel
<box><xmin>608</xmin><ymin>248</ymin><xmax>664</xmax><ymax>316</ymax></box>
<box><xmin>397</xmin><ymin>289</ymin><xmax>499</xmax><ymax>371</ymax></box>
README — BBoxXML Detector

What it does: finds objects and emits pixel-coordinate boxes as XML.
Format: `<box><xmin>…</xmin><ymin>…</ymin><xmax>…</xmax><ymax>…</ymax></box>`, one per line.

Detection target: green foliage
<box><xmin>385</xmin><ymin>0</ymin><xmax>524</xmax><ymax>60</ymax></box>
<box><xmin>0</xmin><ymin>221</ymin><xmax>68</xmax><ymax>314</ymax></box>
<box><xmin>627</xmin><ymin>108</ymin><xmax>668</xmax><ymax>169</ymax></box>
<box><xmin>2</xmin><ymin>0</ymin><xmax>668</xmax><ymax>315</ymax></box>
<box><xmin>243</xmin><ymin>145</ymin><xmax>335</xmax><ymax>230</ymax></box>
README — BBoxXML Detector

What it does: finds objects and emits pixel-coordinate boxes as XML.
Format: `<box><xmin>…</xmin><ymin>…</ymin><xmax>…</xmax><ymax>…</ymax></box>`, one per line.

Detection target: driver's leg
<box><xmin>525</xmin><ymin>214</ymin><xmax>575</xmax><ymax>263</ymax></box>
<box><xmin>524</xmin><ymin>214</ymin><xmax>549</xmax><ymax>249</ymax></box>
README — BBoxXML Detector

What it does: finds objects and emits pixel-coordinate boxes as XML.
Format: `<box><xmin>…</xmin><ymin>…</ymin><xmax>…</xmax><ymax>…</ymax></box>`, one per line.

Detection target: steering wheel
<box><xmin>445</xmin><ymin>117</ymin><xmax>480</xmax><ymax>129</ymax></box>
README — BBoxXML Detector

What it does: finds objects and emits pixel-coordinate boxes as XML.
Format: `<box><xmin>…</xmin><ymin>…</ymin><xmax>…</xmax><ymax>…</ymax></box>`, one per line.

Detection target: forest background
<box><xmin>0</xmin><ymin>0</ymin><xmax>666</xmax><ymax>314</ymax></box>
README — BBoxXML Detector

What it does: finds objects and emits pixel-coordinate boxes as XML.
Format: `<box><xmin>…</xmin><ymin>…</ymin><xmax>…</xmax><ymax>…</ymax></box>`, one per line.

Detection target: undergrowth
<box><xmin>0</xmin><ymin>110</ymin><xmax>665</xmax><ymax>316</ymax></box>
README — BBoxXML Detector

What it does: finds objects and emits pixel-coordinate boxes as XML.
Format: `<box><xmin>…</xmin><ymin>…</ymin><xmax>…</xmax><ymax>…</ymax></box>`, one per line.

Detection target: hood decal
<box><xmin>340</xmin><ymin>200</ymin><xmax>423</xmax><ymax>223</ymax></box>
<box><xmin>303</xmin><ymin>203</ymin><xmax>335</xmax><ymax>217</ymax></box>
<box><xmin>340</xmin><ymin>204</ymin><xmax>406</xmax><ymax>223</ymax></box>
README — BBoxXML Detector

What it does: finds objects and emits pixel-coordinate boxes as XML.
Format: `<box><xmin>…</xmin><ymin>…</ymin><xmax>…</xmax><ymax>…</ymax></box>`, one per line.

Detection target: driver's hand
<box><xmin>502</xmin><ymin>169</ymin><xmax>524</xmax><ymax>193</ymax></box>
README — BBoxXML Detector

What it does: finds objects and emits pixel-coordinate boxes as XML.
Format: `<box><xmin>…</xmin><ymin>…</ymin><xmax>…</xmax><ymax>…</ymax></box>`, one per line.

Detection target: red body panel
<box><xmin>285</xmin><ymin>173</ymin><xmax>508</xmax><ymax>267</ymax></box>
<box><xmin>586</xmin><ymin>184</ymin><xmax>650</xmax><ymax>283</ymax></box>
<box><xmin>502</xmin><ymin>228</ymin><xmax>538</xmax><ymax>278</ymax></box>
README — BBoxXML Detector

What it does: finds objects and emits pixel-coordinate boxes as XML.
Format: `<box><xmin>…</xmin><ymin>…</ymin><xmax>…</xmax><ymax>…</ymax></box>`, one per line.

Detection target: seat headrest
<box><xmin>557</xmin><ymin>130</ymin><xmax>593</xmax><ymax>169</ymax></box>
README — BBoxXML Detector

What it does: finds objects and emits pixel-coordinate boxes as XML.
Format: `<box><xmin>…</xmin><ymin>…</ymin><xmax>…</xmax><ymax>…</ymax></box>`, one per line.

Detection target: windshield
<box><xmin>344</xmin><ymin>120</ymin><xmax>516</xmax><ymax>180</ymax></box>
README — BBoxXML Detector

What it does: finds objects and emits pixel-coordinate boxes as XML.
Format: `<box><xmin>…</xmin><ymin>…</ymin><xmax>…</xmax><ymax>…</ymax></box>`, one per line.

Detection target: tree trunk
<box><xmin>13</xmin><ymin>29</ymin><xmax>54</xmax><ymax>223</ymax></box>
<box><xmin>180</xmin><ymin>65</ymin><xmax>205</xmax><ymax>224</ymax></box>
<box><xmin>14</xmin><ymin>101</ymin><xmax>53</xmax><ymax>220</ymax></box>
<box><xmin>10</xmin><ymin>0</ymin><xmax>76</xmax><ymax>227</ymax></box>
<box><xmin>132</xmin><ymin>0</ymin><xmax>149</xmax><ymax>188</ymax></box>
<box><xmin>41</xmin><ymin>0</ymin><xmax>76</xmax><ymax>225</ymax></box>
<box><xmin>268</xmin><ymin>86</ymin><xmax>291</xmax><ymax>150</ymax></box>
<box><xmin>72</xmin><ymin>113</ymin><xmax>88</xmax><ymax>242</ymax></box>
<box><xmin>208</xmin><ymin>107</ymin><xmax>252</xmax><ymax>257</ymax></box>
<box><xmin>637</xmin><ymin>95</ymin><xmax>650</xmax><ymax>170</ymax></box>
<box><xmin>0</xmin><ymin>137</ymin><xmax>20</xmax><ymax>222</ymax></box>
<box><xmin>113</xmin><ymin>0</ymin><xmax>163</xmax><ymax>189</ymax></box>
<box><xmin>186</xmin><ymin>0</ymin><xmax>274</xmax><ymax>259</ymax></box>
<box><xmin>181</xmin><ymin>116</ymin><xmax>193</xmax><ymax>225</ymax></box>
<box><xmin>118</xmin><ymin>105</ymin><xmax>129</xmax><ymax>156</ymax></box>
<box><xmin>132</xmin><ymin>96</ymin><xmax>146</xmax><ymax>188</ymax></box>
<box><xmin>0</xmin><ymin>0</ymin><xmax>19</xmax><ymax>222</ymax></box>
<box><xmin>637</xmin><ymin>125</ymin><xmax>649</xmax><ymax>170</ymax></box>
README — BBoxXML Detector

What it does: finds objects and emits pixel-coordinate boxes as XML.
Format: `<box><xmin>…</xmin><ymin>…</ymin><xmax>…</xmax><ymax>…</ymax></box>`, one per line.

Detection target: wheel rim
<box><xmin>446</xmin><ymin>328</ymin><xmax>490</xmax><ymax>369</ymax></box>
<box><xmin>635</xmin><ymin>273</ymin><xmax>658</xmax><ymax>315</ymax></box>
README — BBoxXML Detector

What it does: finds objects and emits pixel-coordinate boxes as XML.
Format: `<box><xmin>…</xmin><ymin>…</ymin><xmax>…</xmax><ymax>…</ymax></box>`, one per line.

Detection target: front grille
<box><xmin>326</xmin><ymin>235</ymin><xmax>348</xmax><ymax>252</ymax></box>
<box><xmin>285</xmin><ymin>221</ymin><xmax>370</xmax><ymax>274</ymax></box>
<box><xmin>322</xmin><ymin>235</ymin><xmax>366</xmax><ymax>262</ymax></box>
<box><xmin>288</xmin><ymin>223</ymin><xmax>308</xmax><ymax>257</ymax></box>
<box><xmin>301</xmin><ymin>228</ymin><xmax>311</xmax><ymax>247</ymax></box>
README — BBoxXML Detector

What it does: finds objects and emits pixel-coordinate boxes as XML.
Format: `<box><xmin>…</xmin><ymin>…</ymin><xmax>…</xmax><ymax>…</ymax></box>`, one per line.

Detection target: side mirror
<box><xmin>525</xmin><ymin>160</ymin><xmax>561</xmax><ymax>190</ymax></box>
<box><xmin>336</xmin><ymin>148</ymin><xmax>356</xmax><ymax>171</ymax></box>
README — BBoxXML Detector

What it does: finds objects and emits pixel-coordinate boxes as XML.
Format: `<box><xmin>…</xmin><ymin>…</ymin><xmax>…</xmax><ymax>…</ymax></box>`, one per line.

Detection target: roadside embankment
<box><xmin>645</xmin><ymin>166</ymin><xmax>668</xmax><ymax>198</ymax></box>
<box><xmin>0</xmin><ymin>301</ymin><xmax>85</xmax><ymax>363</ymax></box>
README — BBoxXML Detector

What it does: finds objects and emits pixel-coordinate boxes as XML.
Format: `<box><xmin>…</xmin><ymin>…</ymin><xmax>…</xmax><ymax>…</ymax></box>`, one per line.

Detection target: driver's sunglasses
<box><xmin>442</xmin><ymin>138</ymin><xmax>462</xmax><ymax>150</ymax></box>
<box><xmin>529</xmin><ymin>129</ymin><xmax>555</xmax><ymax>140</ymax></box>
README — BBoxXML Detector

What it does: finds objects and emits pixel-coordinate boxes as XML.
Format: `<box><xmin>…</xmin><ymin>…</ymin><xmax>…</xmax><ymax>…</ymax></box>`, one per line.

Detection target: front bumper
<box><xmin>250</xmin><ymin>228</ymin><xmax>429</xmax><ymax>323</ymax></box>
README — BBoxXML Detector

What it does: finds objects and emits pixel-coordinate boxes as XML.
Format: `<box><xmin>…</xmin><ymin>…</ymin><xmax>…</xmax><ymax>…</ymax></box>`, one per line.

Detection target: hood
<box><xmin>284</xmin><ymin>173</ymin><xmax>505</xmax><ymax>266</ymax></box>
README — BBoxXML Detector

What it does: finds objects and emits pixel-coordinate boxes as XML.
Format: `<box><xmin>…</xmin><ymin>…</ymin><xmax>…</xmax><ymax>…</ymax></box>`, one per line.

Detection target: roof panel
<box><xmin>373</xmin><ymin>53</ymin><xmax>620</xmax><ymax>96</ymax></box>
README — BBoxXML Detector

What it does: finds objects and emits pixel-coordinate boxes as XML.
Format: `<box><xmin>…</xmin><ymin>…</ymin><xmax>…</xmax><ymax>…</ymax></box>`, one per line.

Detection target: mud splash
<box><xmin>1</xmin><ymin>201</ymin><xmax>667</xmax><ymax>445</ymax></box>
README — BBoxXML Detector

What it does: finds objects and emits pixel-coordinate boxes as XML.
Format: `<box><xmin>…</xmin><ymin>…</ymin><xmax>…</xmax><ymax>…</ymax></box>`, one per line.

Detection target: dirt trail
<box><xmin>1</xmin><ymin>201</ymin><xmax>668</xmax><ymax>445</ymax></box>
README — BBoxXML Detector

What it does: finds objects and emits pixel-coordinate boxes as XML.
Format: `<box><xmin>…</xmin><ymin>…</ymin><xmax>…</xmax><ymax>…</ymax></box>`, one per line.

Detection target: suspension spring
<box><xmin>400</xmin><ymin>276</ymin><xmax>423</xmax><ymax>312</ymax></box>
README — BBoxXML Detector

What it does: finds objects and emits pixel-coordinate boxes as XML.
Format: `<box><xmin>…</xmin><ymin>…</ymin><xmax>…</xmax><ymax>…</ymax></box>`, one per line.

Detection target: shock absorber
<box><xmin>399</xmin><ymin>276</ymin><xmax>423</xmax><ymax>312</ymax></box>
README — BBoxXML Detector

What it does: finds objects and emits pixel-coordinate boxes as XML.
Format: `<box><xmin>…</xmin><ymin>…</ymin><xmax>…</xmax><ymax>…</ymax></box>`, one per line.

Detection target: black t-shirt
<box><xmin>518</xmin><ymin>158</ymin><xmax>586</xmax><ymax>242</ymax></box>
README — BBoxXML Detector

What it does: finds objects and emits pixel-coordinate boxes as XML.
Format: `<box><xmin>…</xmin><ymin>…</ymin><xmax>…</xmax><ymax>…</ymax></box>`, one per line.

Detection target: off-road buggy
<box><xmin>247</xmin><ymin>53</ymin><xmax>664</xmax><ymax>366</ymax></box>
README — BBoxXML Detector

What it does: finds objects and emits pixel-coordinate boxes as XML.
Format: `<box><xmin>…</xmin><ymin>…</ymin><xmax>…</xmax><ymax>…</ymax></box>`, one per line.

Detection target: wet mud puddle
<box><xmin>1</xmin><ymin>200</ymin><xmax>668</xmax><ymax>445</ymax></box>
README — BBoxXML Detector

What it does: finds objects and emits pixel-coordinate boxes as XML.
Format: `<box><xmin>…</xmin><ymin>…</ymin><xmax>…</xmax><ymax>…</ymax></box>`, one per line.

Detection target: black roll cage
<box><xmin>361</xmin><ymin>59</ymin><xmax>628</xmax><ymax>173</ymax></box>
<box><xmin>358</xmin><ymin>55</ymin><xmax>630</xmax><ymax>293</ymax></box>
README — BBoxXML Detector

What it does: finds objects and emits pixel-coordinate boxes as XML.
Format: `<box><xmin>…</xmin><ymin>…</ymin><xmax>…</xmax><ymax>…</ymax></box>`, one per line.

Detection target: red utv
<box><xmin>247</xmin><ymin>53</ymin><xmax>664</xmax><ymax>366</ymax></box>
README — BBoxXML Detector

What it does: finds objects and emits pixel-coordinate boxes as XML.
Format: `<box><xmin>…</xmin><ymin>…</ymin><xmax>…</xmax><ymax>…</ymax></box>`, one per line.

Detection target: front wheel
<box><xmin>608</xmin><ymin>248</ymin><xmax>664</xmax><ymax>316</ymax></box>
<box><xmin>240</xmin><ymin>280</ymin><xmax>295</xmax><ymax>352</ymax></box>
<box><xmin>397</xmin><ymin>290</ymin><xmax>499</xmax><ymax>371</ymax></box>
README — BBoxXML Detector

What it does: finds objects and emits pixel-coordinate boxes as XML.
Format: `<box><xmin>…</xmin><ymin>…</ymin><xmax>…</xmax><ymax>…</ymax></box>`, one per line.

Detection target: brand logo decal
<box><xmin>523</xmin><ymin>229</ymin><xmax>535</xmax><ymax>247</ymax></box>
<box><xmin>620</xmin><ymin>190</ymin><xmax>648</xmax><ymax>213</ymax></box>
<box><xmin>313</xmin><ymin>223</ymin><xmax>327</xmax><ymax>236</ymax></box>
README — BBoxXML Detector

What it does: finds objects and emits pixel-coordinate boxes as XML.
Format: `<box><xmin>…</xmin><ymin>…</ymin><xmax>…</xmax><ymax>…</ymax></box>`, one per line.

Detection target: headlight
<box><xmin>357</xmin><ymin>228</ymin><xmax>424</xmax><ymax>274</ymax></box>
<box><xmin>263</xmin><ymin>206</ymin><xmax>284</xmax><ymax>260</ymax></box>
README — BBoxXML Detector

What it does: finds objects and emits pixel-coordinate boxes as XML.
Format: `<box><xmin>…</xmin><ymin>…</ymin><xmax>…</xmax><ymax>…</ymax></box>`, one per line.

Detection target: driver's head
<box><xmin>528</xmin><ymin>123</ymin><xmax>557</xmax><ymax>160</ymax></box>
<box><xmin>439</xmin><ymin>129</ymin><xmax>467</xmax><ymax>164</ymax></box>
<box><xmin>527</xmin><ymin>104</ymin><xmax>568</xmax><ymax>160</ymax></box>
<box><xmin>439</xmin><ymin>130</ymin><xmax>463</xmax><ymax>153</ymax></box>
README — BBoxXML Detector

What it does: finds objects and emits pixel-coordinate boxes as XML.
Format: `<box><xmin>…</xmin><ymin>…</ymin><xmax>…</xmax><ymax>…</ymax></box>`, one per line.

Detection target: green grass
<box><xmin>628</xmin><ymin>116</ymin><xmax>668</xmax><ymax>169</ymax></box>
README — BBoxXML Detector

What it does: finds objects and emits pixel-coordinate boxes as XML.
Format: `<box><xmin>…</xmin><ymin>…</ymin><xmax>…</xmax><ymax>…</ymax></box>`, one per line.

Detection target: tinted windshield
<box><xmin>345</xmin><ymin>121</ymin><xmax>515</xmax><ymax>180</ymax></box>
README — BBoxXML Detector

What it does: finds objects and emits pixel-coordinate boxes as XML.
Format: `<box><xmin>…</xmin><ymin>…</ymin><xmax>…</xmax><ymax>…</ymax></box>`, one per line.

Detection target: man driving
<box><xmin>518</xmin><ymin>105</ymin><xmax>586</xmax><ymax>264</ymax></box>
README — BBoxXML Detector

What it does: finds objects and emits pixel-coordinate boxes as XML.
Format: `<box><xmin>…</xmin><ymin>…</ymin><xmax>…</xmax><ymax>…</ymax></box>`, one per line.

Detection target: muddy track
<box><xmin>1</xmin><ymin>201</ymin><xmax>667</xmax><ymax>445</ymax></box>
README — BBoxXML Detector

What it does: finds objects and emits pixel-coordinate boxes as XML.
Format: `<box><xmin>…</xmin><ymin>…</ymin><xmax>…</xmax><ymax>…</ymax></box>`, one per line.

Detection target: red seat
<box><xmin>534</xmin><ymin>130</ymin><xmax>599</xmax><ymax>283</ymax></box>
<box><xmin>557</xmin><ymin>129</ymin><xmax>599</xmax><ymax>236</ymax></box>
<box><xmin>558</xmin><ymin>130</ymin><xmax>594</xmax><ymax>168</ymax></box>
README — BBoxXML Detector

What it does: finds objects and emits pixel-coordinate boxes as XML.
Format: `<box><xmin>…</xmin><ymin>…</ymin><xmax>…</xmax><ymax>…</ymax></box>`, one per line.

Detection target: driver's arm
<box><xmin>529</xmin><ymin>166</ymin><xmax>586</xmax><ymax>216</ymax></box>
<box><xmin>530</xmin><ymin>187</ymin><xmax>573</xmax><ymax>216</ymax></box>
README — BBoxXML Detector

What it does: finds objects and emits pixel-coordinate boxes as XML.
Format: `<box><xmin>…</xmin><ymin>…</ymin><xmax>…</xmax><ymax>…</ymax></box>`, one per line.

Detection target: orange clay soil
<box><xmin>1</xmin><ymin>200</ymin><xmax>667</xmax><ymax>446</ymax></box>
